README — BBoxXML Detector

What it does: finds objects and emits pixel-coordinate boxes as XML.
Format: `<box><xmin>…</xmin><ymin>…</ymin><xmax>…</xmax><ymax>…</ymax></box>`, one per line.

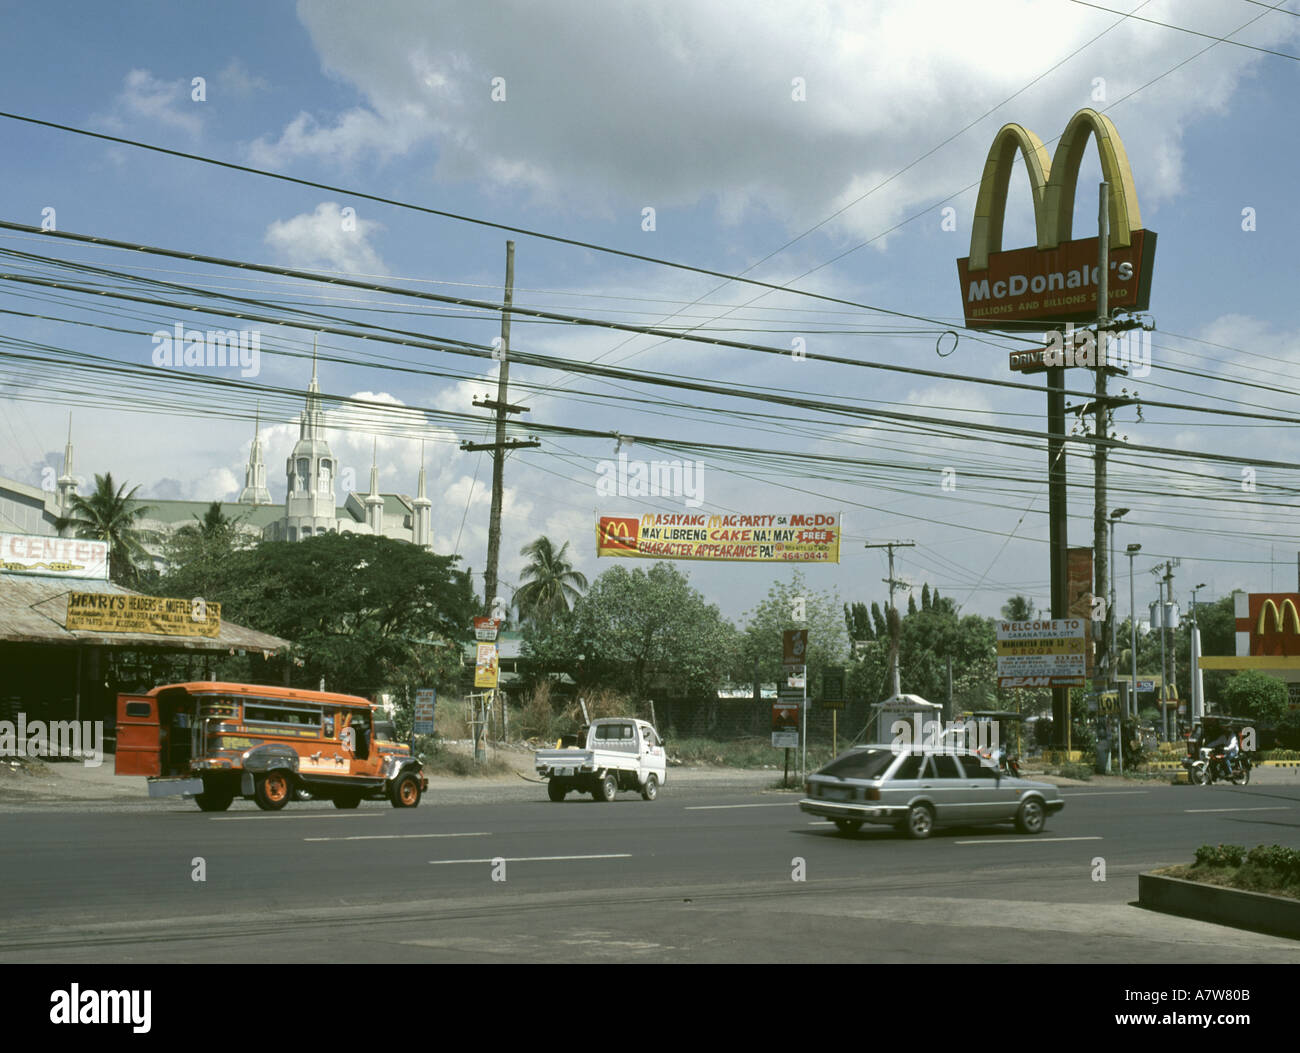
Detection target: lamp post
<box><xmin>1191</xmin><ymin>582</ymin><xmax>1207</xmax><ymax>723</ymax></box>
<box><xmin>1126</xmin><ymin>543</ymin><xmax>1142</xmax><ymax>722</ymax></box>
<box><xmin>1108</xmin><ymin>509</ymin><xmax>1129</xmax><ymax>689</ymax></box>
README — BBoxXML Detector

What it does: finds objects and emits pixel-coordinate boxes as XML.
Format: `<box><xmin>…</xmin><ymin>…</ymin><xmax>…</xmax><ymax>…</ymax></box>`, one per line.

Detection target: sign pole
<box><xmin>800</xmin><ymin>664</ymin><xmax>807</xmax><ymax>782</ymax></box>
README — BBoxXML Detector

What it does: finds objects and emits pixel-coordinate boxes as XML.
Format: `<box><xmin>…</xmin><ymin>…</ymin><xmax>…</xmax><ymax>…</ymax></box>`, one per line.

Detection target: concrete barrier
<box><xmin>1139</xmin><ymin>872</ymin><xmax>1300</xmax><ymax>939</ymax></box>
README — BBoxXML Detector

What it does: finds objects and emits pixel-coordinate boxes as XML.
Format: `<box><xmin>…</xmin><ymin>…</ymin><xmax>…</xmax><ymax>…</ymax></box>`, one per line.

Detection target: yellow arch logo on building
<box><xmin>968</xmin><ymin>108</ymin><xmax>1142</xmax><ymax>272</ymax></box>
<box><xmin>1256</xmin><ymin>598</ymin><xmax>1300</xmax><ymax>634</ymax></box>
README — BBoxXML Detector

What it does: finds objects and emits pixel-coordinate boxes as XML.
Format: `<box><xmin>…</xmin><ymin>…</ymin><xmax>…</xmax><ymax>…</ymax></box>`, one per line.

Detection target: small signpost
<box><xmin>413</xmin><ymin>689</ymin><xmax>436</xmax><ymax>736</ymax></box>
<box><xmin>780</xmin><ymin>630</ymin><xmax>809</xmax><ymax>784</ymax></box>
<box><xmin>822</xmin><ymin>665</ymin><xmax>845</xmax><ymax>754</ymax></box>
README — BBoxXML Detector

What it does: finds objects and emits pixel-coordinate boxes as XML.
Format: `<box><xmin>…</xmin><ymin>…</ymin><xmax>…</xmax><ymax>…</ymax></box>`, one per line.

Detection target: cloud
<box><xmin>102</xmin><ymin>69</ymin><xmax>204</xmax><ymax>138</ymax></box>
<box><xmin>263</xmin><ymin>201</ymin><xmax>389</xmax><ymax>274</ymax></box>
<box><xmin>217</xmin><ymin>57</ymin><xmax>269</xmax><ymax>99</ymax></box>
<box><xmin>261</xmin><ymin>0</ymin><xmax>1299</xmax><ymax>243</ymax></box>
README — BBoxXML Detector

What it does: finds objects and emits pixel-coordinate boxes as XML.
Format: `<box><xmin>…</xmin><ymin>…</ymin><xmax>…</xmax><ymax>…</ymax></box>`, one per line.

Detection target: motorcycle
<box><xmin>1206</xmin><ymin>750</ymin><xmax>1251</xmax><ymax>786</ymax></box>
<box><xmin>1183</xmin><ymin>747</ymin><xmax>1211</xmax><ymax>785</ymax></box>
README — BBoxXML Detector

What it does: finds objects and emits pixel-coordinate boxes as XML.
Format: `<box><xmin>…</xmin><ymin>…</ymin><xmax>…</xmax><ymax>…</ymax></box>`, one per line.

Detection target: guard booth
<box><xmin>875</xmin><ymin>693</ymin><xmax>942</xmax><ymax>745</ymax></box>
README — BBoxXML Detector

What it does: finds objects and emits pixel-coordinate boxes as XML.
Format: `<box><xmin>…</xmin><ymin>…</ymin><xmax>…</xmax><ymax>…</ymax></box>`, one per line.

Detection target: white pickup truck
<box><xmin>535</xmin><ymin>718</ymin><xmax>666</xmax><ymax>802</ymax></box>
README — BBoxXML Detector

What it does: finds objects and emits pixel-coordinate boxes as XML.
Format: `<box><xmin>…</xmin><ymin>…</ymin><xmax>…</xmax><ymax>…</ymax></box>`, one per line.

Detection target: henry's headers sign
<box><xmin>956</xmin><ymin>108</ymin><xmax>1156</xmax><ymax>330</ymax></box>
<box><xmin>596</xmin><ymin>513</ymin><xmax>841</xmax><ymax>563</ymax></box>
<box><xmin>65</xmin><ymin>593</ymin><xmax>222</xmax><ymax>638</ymax></box>
<box><xmin>0</xmin><ymin>532</ymin><xmax>108</xmax><ymax>579</ymax></box>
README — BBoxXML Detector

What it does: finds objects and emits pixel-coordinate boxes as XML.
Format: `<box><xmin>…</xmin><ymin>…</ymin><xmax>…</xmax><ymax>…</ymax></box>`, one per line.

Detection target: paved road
<box><xmin>2</xmin><ymin>779</ymin><xmax>1298</xmax><ymax>962</ymax></box>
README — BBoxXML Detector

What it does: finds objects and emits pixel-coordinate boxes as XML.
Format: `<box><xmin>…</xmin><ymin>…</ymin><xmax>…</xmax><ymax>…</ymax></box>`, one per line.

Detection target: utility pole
<box><xmin>865</xmin><ymin>540</ymin><xmax>915</xmax><ymax>697</ymax></box>
<box><xmin>460</xmin><ymin>241</ymin><xmax>540</xmax><ymax>613</ymax></box>
<box><xmin>1094</xmin><ymin>181</ymin><xmax>1111</xmax><ymax>696</ymax></box>
<box><xmin>1164</xmin><ymin>560</ymin><xmax>1177</xmax><ymax>739</ymax></box>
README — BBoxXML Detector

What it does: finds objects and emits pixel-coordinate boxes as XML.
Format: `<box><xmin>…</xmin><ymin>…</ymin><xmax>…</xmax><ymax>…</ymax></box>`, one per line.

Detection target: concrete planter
<box><xmin>1139</xmin><ymin>872</ymin><xmax>1300</xmax><ymax>939</ymax></box>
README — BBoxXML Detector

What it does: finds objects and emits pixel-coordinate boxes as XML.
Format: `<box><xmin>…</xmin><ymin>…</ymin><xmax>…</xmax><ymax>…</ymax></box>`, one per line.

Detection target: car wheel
<box><xmin>833</xmin><ymin>818</ymin><xmax>863</xmax><ymax>834</ymax></box>
<box><xmin>904</xmin><ymin>803</ymin><xmax>934</xmax><ymax>840</ymax></box>
<box><xmin>1015</xmin><ymin>798</ymin><xmax>1046</xmax><ymax>834</ymax></box>
<box><xmin>595</xmin><ymin>772</ymin><xmax>618</xmax><ymax>802</ymax></box>
<box><xmin>333</xmin><ymin>792</ymin><xmax>361</xmax><ymax>809</ymax></box>
<box><xmin>548</xmin><ymin>780</ymin><xmax>568</xmax><ymax>802</ymax></box>
<box><xmin>390</xmin><ymin>773</ymin><xmax>422</xmax><ymax>808</ymax></box>
<box><xmin>253</xmin><ymin>772</ymin><xmax>292</xmax><ymax>811</ymax></box>
<box><xmin>641</xmin><ymin>774</ymin><xmax>659</xmax><ymax>801</ymax></box>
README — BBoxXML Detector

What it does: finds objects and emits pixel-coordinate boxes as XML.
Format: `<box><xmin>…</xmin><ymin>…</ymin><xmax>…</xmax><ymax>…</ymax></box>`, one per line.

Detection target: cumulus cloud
<box><xmin>248</xmin><ymin>0</ymin><xmax>1300</xmax><ymax>243</ymax></box>
<box><xmin>217</xmin><ymin>57</ymin><xmax>269</xmax><ymax>99</ymax></box>
<box><xmin>99</xmin><ymin>69</ymin><xmax>204</xmax><ymax>138</ymax></box>
<box><xmin>264</xmin><ymin>201</ymin><xmax>389</xmax><ymax>274</ymax></box>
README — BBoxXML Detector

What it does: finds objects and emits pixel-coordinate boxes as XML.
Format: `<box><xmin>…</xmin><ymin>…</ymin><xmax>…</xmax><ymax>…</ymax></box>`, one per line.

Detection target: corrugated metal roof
<box><xmin>0</xmin><ymin>574</ymin><xmax>291</xmax><ymax>653</ymax></box>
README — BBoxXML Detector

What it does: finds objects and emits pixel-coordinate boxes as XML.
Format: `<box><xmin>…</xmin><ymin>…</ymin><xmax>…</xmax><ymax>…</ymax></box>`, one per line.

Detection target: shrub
<box><xmin>513</xmin><ymin>681</ymin><xmax>557</xmax><ymax>742</ymax></box>
<box><xmin>1194</xmin><ymin>843</ymin><xmax>1245</xmax><ymax>868</ymax></box>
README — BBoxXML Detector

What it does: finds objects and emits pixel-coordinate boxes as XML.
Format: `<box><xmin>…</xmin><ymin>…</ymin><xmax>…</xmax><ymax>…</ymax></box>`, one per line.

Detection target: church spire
<box><xmin>238</xmin><ymin>404</ymin><xmax>272</xmax><ymax>505</ymax></box>
<box><xmin>56</xmin><ymin>412</ymin><xmax>78</xmax><ymax>536</ymax></box>
<box><xmin>412</xmin><ymin>438</ymin><xmax>432</xmax><ymax>550</ymax></box>
<box><xmin>365</xmin><ymin>436</ymin><xmax>384</xmax><ymax>534</ymax></box>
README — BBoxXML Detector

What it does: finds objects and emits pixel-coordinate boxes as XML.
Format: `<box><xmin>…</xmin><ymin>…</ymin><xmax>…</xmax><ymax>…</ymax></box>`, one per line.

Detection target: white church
<box><xmin>0</xmin><ymin>361</ymin><xmax>435</xmax><ymax>556</ymax></box>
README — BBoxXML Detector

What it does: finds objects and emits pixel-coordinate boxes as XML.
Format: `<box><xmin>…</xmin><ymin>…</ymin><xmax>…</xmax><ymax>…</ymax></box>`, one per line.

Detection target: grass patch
<box><xmin>668</xmin><ymin>737</ymin><xmax>839</xmax><ymax>770</ymax></box>
<box><xmin>1154</xmin><ymin>843</ymin><xmax>1300</xmax><ymax>901</ymax></box>
<box><xmin>415</xmin><ymin>739</ymin><xmax>514</xmax><ymax>777</ymax></box>
<box><xmin>1055</xmin><ymin>761</ymin><xmax>1093</xmax><ymax>781</ymax></box>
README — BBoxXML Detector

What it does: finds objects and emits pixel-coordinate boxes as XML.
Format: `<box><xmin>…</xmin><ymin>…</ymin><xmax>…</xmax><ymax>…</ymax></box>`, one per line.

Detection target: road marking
<box><xmin>1061</xmin><ymin>791</ymin><xmax>1149</xmax><ymax>797</ymax></box>
<box><xmin>305</xmin><ymin>832</ymin><xmax>491</xmax><ymax>843</ymax></box>
<box><xmin>955</xmin><ymin>836</ymin><xmax>1103</xmax><ymax>845</ymax></box>
<box><xmin>211</xmin><ymin>812</ymin><xmax>382</xmax><ymax>822</ymax></box>
<box><xmin>1184</xmin><ymin>806</ymin><xmax>1291</xmax><ymax>814</ymax></box>
<box><xmin>684</xmin><ymin>803</ymin><xmax>798</xmax><ymax>810</ymax></box>
<box><xmin>429</xmin><ymin>853</ymin><xmax>632</xmax><ymax>865</ymax></box>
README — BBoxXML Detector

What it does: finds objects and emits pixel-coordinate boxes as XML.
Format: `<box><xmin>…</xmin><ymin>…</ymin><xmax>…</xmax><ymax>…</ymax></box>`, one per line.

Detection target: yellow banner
<box><xmin>596</xmin><ymin>513</ymin><xmax>840</xmax><ymax>563</ymax></box>
<box><xmin>65</xmin><ymin>593</ymin><xmax>222</xmax><ymax>638</ymax></box>
<box><xmin>474</xmin><ymin>643</ymin><xmax>499</xmax><ymax>688</ymax></box>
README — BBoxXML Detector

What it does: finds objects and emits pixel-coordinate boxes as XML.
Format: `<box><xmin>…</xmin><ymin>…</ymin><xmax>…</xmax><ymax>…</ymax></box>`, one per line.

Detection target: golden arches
<box><xmin>1256</xmin><ymin>598</ymin><xmax>1300</xmax><ymax>635</ymax></box>
<box><xmin>968</xmin><ymin>108</ymin><xmax>1143</xmax><ymax>272</ymax></box>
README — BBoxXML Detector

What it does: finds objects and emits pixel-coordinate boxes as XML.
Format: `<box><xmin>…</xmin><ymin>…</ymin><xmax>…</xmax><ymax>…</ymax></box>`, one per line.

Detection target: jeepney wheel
<box><xmin>254</xmin><ymin>771</ymin><xmax>292</xmax><ymax>811</ymax></box>
<box><xmin>333</xmin><ymin>792</ymin><xmax>361</xmax><ymax>809</ymax></box>
<box><xmin>595</xmin><ymin>772</ymin><xmax>618</xmax><ymax>803</ymax></box>
<box><xmin>390</xmin><ymin>772</ymin><xmax>422</xmax><ymax>809</ymax></box>
<box><xmin>195</xmin><ymin>782</ymin><xmax>234</xmax><ymax>812</ymax></box>
<box><xmin>548</xmin><ymin>780</ymin><xmax>568</xmax><ymax>802</ymax></box>
<box><xmin>640</xmin><ymin>774</ymin><xmax>659</xmax><ymax>801</ymax></box>
<box><xmin>833</xmin><ymin>818</ymin><xmax>862</xmax><ymax>834</ymax></box>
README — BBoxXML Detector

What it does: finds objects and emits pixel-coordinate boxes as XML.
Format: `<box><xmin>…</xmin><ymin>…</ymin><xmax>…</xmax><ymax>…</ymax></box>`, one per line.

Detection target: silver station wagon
<box><xmin>800</xmin><ymin>746</ymin><xmax>1065</xmax><ymax>839</ymax></box>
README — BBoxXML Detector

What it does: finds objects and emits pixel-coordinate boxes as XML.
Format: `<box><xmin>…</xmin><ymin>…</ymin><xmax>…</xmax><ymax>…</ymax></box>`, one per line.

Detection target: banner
<box><xmin>474</xmin><ymin>643</ymin><xmax>499</xmax><ymax>688</ymax></box>
<box><xmin>0</xmin><ymin>533</ymin><xmax>108</xmax><ymax>579</ymax></box>
<box><xmin>65</xmin><ymin>593</ymin><xmax>221</xmax><ymax>638</ymax></box>
<box><xmin>596</xmin><ymin>513</ymin><xmax>840</xmax><ymax>563</ymax></box>
<box><xmin>996</xmin><ymin>619</ymin><xmax>1086</xmax><ymax>688</ymax></box>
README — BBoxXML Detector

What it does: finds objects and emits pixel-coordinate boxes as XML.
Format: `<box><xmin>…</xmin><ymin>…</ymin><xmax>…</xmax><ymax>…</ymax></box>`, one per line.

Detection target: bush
<box><xmin>1194</xmin><ymin>843</ymin><xmax>1245</xmax><ymax>868</ymax></box>
<box><xmin>513</xmin><ymin>681</ymin><xmax>557</xmax><ymax>742</ymax></box>
<box><xmin>1058</xmin><ymin>761</ymin><xmax>1092</xmax><ymax>781</ymax></box>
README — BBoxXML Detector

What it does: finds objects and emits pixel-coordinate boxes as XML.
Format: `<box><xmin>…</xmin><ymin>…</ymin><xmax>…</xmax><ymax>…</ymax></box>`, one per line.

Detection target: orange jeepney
<box><xmin>115</xmin><ymin>681</ymin><xmax>427</xmax><ymax>811</ymax></box>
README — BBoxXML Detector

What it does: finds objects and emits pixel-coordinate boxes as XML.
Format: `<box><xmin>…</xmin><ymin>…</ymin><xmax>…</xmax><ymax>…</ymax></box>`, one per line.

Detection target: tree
<box><xmin>871</xmin><ymin>602</ymin><xmax>888</xmax><ymax>638</ymax></box>
<box><xmin>1001</xmin><ymin>595</ymin><xmax>1035</xmax><ymax>621</ymax></box>
<box><xmin>921</xmin><ymin>583</ymin><xmax>932</xmax><ymax>611</ymax></box>
<box><xmin>739</xmin><ymin>572</ymin><xmax>848</xmax><ymax>701</ymax></box>
<box><xmin>162</xmin><ymin>502</ymin><xmax>252</xmax><ymax>601</ymax></box>
<box><xmin>907</xmin><ymin>593</ymin><xmax>918</xmax><ymax>616</ymax></box>
<box><xmin>525</xmin><ymin>562</ymin><xmax>736</xmax><ymax>702</ymax></box>
<box><xmin>1221</xmin><ymin>670</ymin><xmax>1290</xmax><ymax>727</ymax></box>
<box><xmin>57</xmin><ymin>472</ymin><xmax>159</xmax><ymax>587</ymax></box>
<box><xmin>195</xmin><ymin>532</ymin><xmax>477</xmax><ymax>698</ymax></box>
<box><xmin>844</xmin><ymin>601</ymin><xmax>874</xmax><ymax>642</ymax></box>
<box><xmin>512</xmin><ymin>536</ymin><xmax>588</xmax><ymax>624</ymax></box>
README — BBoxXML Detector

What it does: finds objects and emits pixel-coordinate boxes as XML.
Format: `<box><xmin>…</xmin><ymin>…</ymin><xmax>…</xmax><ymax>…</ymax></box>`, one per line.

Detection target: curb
<box><xmin>1138</xmin><ymin>872</ymin><xmax>1300</xmax><ymax>939</ymax></box>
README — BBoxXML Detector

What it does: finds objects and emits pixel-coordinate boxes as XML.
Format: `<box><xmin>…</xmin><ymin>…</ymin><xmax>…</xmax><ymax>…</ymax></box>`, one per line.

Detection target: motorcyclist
<box><xmin>1223</xmin><ymin>729</ymin><xmax>1241</xmax><ymax>776</ymax></box>
<box><xmin>1205</xmin><ymin>730</ymin><xmax>1230</xmax><ymax>777</ymax></box>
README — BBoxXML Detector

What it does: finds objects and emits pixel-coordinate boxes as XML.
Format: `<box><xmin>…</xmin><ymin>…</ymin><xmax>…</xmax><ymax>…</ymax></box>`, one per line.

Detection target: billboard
<box><xmin>65</xmin><ymin>593</ymin><xmax>221</xmax><ymax>638</ymax></box>
<box><xmin>0</xmin><ymin>533</ymin><xmax>108</xmax><ymax>579</ymax></box>
<box><xmin>996</xmin><ymin>618</ymin><xmax>1087</xmax><ymax>688</ymax></box>
<box><xmin>596</xmin><ymin>512</ymin><xmax>840</xmax><ymax>563</ymax></box>
<box><xmin>956</xmin><ymin>108</ymin><xmax>1156</xmax><ymax>330</ymax></box>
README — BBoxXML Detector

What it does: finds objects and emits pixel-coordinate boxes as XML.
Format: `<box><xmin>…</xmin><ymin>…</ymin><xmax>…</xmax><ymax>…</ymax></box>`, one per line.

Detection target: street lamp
<box><xmin>1108</xmin><ymin>509</ymin><xmax>1130</xmax><ymax>688</ymax></box>
<box><xmin>1190</xmin><ymin>583</ymin><xmax>1207</xmax><ymax>723</ymax></box>
<box><xmin>1126</xmin><ymin>543</ymin><xmax>1142</xmax><ymax>722</ymax></box>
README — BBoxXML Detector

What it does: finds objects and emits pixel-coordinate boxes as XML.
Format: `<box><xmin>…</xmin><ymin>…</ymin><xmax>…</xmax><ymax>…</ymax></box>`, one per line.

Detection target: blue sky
<box><xmin>1</xmin><ymin>0</ymin><xmax>1299</xmax><ymax>626</ymax></box>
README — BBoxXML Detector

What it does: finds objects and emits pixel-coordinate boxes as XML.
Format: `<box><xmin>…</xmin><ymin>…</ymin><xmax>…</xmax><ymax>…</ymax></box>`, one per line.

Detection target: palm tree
<box><xmin>57</xmin><ymin>473</ymin><xmax>159</xmax><ymax>587</ymax></box>
<box><xmin>1002</xmin><ymin>595</ymin><xmax>1036</xmax><ymax>621</ymax></box>
<box><xmin>513</xmin><ymin>536</ymin><xmax>587</xmax><ymax>624</ymax></box>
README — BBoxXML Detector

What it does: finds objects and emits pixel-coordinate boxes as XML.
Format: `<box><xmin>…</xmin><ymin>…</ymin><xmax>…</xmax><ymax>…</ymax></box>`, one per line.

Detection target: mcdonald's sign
<box><xmin>596</xmin><ymin>516</ymin><xmax>640</xmax><ymax>555</ymax></box>
<box><xmin>1241</xmin><ymin>593</ymin><xmax>1300</xmax><ymax>657</ymax></box>
<box><xmin>956</xmin><ymin>108</ymin><xmax>1156</xmax><ymax>330</ymax></box>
